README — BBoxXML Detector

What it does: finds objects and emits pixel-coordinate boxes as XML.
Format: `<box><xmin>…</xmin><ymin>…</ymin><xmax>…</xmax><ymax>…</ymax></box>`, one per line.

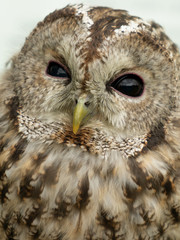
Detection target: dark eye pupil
<box><xmin>111</xmin><ymin>74</ymin><xmax>144</xmax><ymax>97</ymax></box>
<box><xmin>47</xmin><ymin>62</ymin><xmax>69</xmax><ymax>78</ymax></box>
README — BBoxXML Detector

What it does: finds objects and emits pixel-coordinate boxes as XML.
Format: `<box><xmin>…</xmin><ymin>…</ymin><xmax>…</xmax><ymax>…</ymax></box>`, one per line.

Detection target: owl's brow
<box><xmin>45</xmin><ymin>49</ymin><xmax>69</xmax><ymax>69</ymax></box>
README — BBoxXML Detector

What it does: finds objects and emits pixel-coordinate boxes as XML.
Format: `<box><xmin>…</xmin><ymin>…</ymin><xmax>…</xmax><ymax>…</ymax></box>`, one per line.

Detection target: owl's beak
<box><xmin>73</xmin><ymin>95</ymin><xmax>90</xmax><ymax>134</ymax></box>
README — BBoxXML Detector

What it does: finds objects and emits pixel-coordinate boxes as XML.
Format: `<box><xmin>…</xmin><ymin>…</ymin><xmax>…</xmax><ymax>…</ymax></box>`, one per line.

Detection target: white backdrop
<box><xmin>0</xmin><ymin>0</ymin><xmax>180</xmax><ymax>71</ymax></box>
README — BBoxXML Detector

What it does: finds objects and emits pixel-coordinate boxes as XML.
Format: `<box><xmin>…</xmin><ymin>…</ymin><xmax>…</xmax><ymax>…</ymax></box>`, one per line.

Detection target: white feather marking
<box><xmin>74</xmin><ymin>4</ymin><xmax>94</xmax><ymax>30</ymax></box>
<box><xmin>114</xmin><ymin>20</ymin><xmax>149</xmax><ymax>36</ymax></box>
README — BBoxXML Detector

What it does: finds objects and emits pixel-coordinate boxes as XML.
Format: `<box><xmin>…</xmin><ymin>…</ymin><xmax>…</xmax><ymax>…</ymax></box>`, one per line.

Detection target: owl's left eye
<box><xmin>110</xmin><ymin>74</ymin><xmax>144</xmax><ymax>97</ymax></box>
<box><xmin>46</xmin><ymin>61</ymin><xmax>70</xmax><ymax>79</ymax></box>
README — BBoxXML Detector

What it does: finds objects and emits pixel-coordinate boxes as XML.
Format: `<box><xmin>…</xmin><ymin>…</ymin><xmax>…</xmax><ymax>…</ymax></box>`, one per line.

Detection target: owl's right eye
<box><xmin>46</xmin><ymin>61</ymin><xmax>70</xmax><ymax>79</ymax></box>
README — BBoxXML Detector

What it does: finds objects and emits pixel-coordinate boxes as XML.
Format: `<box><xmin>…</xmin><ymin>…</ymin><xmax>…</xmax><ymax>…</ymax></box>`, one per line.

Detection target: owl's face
<box><xmin>11</xmin><ymin>4</ymin><xmax>179</xmax><ymax>140</ymax></box>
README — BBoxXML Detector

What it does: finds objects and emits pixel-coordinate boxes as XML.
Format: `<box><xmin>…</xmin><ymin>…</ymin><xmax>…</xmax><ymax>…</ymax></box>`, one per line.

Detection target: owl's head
<box><xmin>8</xmin><ymin>4</ymin><xmax>179</xmax><ymax>141</ymax></box>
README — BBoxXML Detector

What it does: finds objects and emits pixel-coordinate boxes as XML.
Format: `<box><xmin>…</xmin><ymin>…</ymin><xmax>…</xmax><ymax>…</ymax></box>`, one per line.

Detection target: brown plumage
<box><xmin>0</xmin><ymin>4</ymin><xmax>180</xmax><ymax>240</ymax></box>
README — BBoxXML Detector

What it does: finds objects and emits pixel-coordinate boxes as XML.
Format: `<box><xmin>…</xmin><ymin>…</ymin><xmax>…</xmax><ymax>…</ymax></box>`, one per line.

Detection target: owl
<box><xmin>0</xmin><ymin>3</ymin><xmax>180</xmax><ymax>240</ymax></box>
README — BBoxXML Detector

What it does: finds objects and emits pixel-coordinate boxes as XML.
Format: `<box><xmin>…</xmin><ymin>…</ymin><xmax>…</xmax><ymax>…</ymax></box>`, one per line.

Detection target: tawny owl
<box><xmin>0</xmin><ymin>4</ymin><xmax>180</xmax><ymax>240</ymax></box>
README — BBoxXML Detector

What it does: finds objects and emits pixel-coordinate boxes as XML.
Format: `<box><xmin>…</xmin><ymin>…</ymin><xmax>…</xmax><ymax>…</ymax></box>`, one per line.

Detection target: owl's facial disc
<box><xmin>73</xmin><ymin>94</ymin><xmax>92</xmax><ymax>134</ymax></box>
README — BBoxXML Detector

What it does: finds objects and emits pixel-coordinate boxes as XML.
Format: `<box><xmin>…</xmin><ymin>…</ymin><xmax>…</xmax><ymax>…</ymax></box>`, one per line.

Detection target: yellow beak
<box><xmin>73</xmin><ymin>96</ymin><xmax>90</xmax><ymax>134</ymax></box>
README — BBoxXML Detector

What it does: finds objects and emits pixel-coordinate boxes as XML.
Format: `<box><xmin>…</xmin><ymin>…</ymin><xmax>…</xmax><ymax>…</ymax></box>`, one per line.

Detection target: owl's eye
<box><xmin>111</xmin><ymin>74</ymin><xmax>144</xmax><ymax>97</ymax></box>
<box><xmin>46</xmin><ymin>61</ymin><xmax>70</xmax><ymax>78</ymax></box>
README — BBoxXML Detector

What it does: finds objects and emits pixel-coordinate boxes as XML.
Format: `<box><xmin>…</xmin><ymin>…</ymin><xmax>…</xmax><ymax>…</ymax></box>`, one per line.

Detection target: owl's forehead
<box><xmin>28</xmin><ymin>4</ymin><xmax>151</xmax><ymax>65</ymax></box>
<box><xmin>74</xmin><ymin>5</ymin><xmax>149</xmax><ymax>34</ymax></box>
<box><xmin>40</xmin><ymin>4</ymin><xmax>148</xmax><ymax>38</ymax></box>
<box><xmin>24</xmin><ymin>4</ymin><xmax>175</xmax><ymax>61</ymax></box>
<box><xmin>73</xmin><ymin>4</ymin><xmax>146</xmax><ymax>33</ymax></box>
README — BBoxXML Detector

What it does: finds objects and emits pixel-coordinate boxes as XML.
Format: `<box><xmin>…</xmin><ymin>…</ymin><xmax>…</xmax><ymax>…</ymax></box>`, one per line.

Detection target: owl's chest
<box><xmin>0</xmin><ymin>136</ymin><xmax>179</xmax><ymax>240</ymax></box>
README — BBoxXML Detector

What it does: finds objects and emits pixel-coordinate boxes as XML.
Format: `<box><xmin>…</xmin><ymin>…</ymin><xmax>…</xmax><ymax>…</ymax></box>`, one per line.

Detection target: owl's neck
<box><xmin>15</xmin><ymin>109</ymin><xmax>149</xmax><ymax>157</ymax></box>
